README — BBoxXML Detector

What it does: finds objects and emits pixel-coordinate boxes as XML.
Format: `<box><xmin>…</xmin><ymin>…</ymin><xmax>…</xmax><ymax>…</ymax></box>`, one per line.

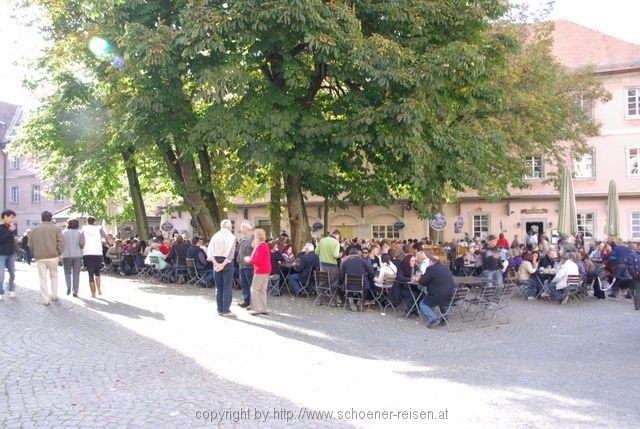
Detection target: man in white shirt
<box><xmin>207</xmin><ymin>219</ymin><xmax>237</xmax><ymax>317</ymax></box>
<box><xmin>548</xmin><ymin>253</ymin><xmax>579</xmax><ymax>304</ymax></box>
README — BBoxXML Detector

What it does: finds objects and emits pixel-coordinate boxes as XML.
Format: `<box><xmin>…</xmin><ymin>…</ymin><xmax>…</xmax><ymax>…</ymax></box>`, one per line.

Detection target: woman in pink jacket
<box><xmin>246</xmin><ymin>228</ymin><xmax>271</xmax><ymax>315</ymax></box>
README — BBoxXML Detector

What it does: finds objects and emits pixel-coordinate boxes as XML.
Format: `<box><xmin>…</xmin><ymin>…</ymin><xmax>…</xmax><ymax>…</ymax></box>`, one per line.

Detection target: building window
<box><xmin>524</xmin><ymin>156</ymin><xmax>543</xmax><ymax>179</ymax></box>
<box><xmin>10</xmin><ymin>186</ymin><xmax>18</xmax><ymax>204</ymax></box>
<box><xmin>626</xmin><ymin>88</ymin><xmax>640</xmax><ymax>118</ymax></box>
<box><xmin>55</xmin><ymin>194</ymin><xmax>65</xmax><ymax>202</ymax></box>
<box><xmin>627</xmin><ymin>147</ymin><xmax>640</xmax><ymax>177</ymax></box>
<box><xmin>575</xmin><ymin>95</ymin><xmax>594</xmax><ymax>120</ymax></box>
<box><xmin>10</xmin><ymin>157</ymin><xmax>19</xmax><ymax>170</ymax></box>
<box><xmin>577</xmin><ymin>212</ymin><xmax>595</xmax><ymax>238</ymax></box>
<box><xmin>472</xmin><ymin>214</ymin><xmax>489</xmax><ymax>239</ymax></box>
<box><xmin>372</xmin><ymin>224</ymin><xmax>400</xmax><ymax>240</ymax></box>
<box><xmin>32</xmin><ymin>185</ymin><xmax>41</xmax><ymax>203</ymax></box>
<box><xmin>574</xmin><ymin>151</ymin><xmax>594</xmax><ymax>178</ymax></box>
<box><xmin>631</xmin><ymin>213</ymin><xmax>640</xmax><ymax>240</ymax></box>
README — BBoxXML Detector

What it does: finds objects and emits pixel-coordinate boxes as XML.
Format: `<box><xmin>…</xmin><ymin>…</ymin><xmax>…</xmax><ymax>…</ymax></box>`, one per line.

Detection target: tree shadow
<box><xmin>79</xmin><ymin>297</ymin><xmax>166</xmax><ymax>320</ymax></box>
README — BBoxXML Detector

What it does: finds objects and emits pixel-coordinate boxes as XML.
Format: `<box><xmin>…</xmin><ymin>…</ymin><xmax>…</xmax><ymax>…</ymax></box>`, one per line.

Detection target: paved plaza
<box><xmin>1</xmin><ymin>263</ymin><xmax>638</xmax><ymax>428</ymax></box>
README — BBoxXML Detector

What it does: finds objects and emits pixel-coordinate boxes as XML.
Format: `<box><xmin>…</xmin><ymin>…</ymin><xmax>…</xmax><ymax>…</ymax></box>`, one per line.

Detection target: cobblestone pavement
<box><xmin>1</xmin><ymin>263</ymin><xmax>638</xmax><ymax>428</ymax></box>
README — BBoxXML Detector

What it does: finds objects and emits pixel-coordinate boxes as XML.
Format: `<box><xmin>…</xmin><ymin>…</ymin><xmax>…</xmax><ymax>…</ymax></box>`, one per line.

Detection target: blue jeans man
<box><xmin>214</xmin><ymin>257</ymin><xmax>234</xmax><ymax>314</ymax></box>
<box><xmin>0</xmin><ymin>254</ymin><xmax>16</xmax><ymax>297</ymax></box>
<box><xmin>238</xmin><ymin>266</ymin><xmax>253</xmax><ymax>305</ymax></box>
<box><xmin>418</xmin><ymin>298</ymin><xmax>448</xmax><ymax>325</ymax></box>
<box><xmin>481</xmin><ymin>270</ymin><xmax>503</xmax><ymax>288</ymax></box>
<box><xmin>288</xmin><ymin>273</ymin><xmax>305</xmax><ymax>295</ymax></box>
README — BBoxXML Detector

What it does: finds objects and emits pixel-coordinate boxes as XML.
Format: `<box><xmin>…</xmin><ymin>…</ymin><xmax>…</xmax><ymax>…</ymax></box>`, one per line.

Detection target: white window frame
<box><xmin>577</xmin><ymin>212</ymin><xmax>595</xmax><ymax>239</ymax></box>
<box><xmin>631</xmin><ymin>212</ymin><xmax>640</xmax><ymax>240</ymax></box>
<box><xmin>524</xmin><ymin>156</ymin><xmax>543</xmax><ymax>180</ymax></box>
<box><xmin>627</xmin><ymin>146</ymin><xmax>640</xmax><ymax>177</ymax></box>
<box><xmin>576</xmin><ymin>95</ymin><xmax>595</xmax><ymax>120</ymax></box>
<box><xmin>471</xmin><ymin>214</ymin><xmax>490</xmax><ymax>239</ymax></box>
<box><xmin>10</xmin><ymin>157</ymin><xmax>19</xmax><ymax>170</ymax></box>
<box><xmin>625</xmin><ymin>87</ymin><xmax>640</xmax><ymax>119</ymax></box>
<box><xmin>573</xmin><ymin>150</ymin><xmax>595</xmax><ymax>179</ymax></box>
<box><xmin>32</xmin><ymin>185</ymin><xmax>41</xmax><ymax>203</ymax></box>
<box><xmin>371</xmin><ymin>224</ymin><xmax>400</xmax><ymax>240</ymax></box>
<box><xmin>10</xmin><ymin>186</ymin><xmax>18</xmax><ymax>204</ymax></box>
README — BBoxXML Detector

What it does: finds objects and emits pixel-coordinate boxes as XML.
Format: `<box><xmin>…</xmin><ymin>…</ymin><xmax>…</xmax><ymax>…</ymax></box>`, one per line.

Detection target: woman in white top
<box><xmin>374</xmin><ymin>254</ymin><xmax>398</xmax><ymax>288</ymax></box>
<box><xmin>81</xmin><ymin>216</ymin><xmax>108</xmax><ymax>297</ymax></box>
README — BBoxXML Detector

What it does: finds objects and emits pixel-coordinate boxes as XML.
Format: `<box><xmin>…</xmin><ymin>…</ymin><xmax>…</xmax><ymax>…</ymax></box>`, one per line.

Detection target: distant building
<box><xmin>0</xmin><ymin>100</ymin><xmax>71</xmax><ymax>234</ymax></box>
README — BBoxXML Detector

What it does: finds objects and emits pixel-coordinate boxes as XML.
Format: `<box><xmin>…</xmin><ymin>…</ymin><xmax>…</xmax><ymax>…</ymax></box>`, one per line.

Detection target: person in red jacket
<box><xmin>496</xmin><ymin>233</ymin><xmax>509</xmax><ymax>249</ymax></box>
<box><xmin>246</xmin><ymin>228</ymin><xmax>271</xmax><ymax>315</ymax></box>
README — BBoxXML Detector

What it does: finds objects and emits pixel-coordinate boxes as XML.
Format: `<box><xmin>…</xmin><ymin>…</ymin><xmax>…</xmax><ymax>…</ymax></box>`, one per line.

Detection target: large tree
<box><xmin>178</xmin><ymin>1</ymin><xmax>606</xmax><ymax>250</ymax></box>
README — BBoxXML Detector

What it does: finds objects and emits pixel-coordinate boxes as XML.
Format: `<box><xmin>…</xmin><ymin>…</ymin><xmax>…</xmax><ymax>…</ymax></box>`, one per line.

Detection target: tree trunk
<box><xmin>284</xmin><ymin>175</ymin><xmax>311</xmax><ymax>253</ymax></box>
<box><xmin>197</xmin><ymin>147</ymin><xmax>223</xmax><ymax>226</ymax></box>
<box><xmin>269</xmin><ymin>175</ymin><xmax>283</xmax><ymax>238</ymax></box>
<box><xmin>160</xmin><ymin>145</ymin><xmax>217</xmax><ymax>239</ymax></box>
<box><xmin>122</xmin><ymin>150</ymin><xmax>149</xmax><ymax>241</ymax></box>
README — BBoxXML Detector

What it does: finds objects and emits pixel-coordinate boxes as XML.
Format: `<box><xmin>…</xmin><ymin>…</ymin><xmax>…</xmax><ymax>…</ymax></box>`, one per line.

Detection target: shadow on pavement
<box><xmin>79</xmin><ymin>297</ymin><xmax>166</xmax><ymax>320</ymax></box>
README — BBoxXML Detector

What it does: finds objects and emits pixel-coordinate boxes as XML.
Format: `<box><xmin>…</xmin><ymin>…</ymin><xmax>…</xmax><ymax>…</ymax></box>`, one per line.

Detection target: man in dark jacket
<box><xmin>186</xmin><ymin>237</ymin><xmax>213</xmax><ymax>286</ymax></box>
<box><xmin>288</xmin><ymin>243</ymin><xmax>320</xmax><ymax>295</ymax></box>
<box><xmin>607</xmin><ymin>239</ymin><xmax>633</xmax><ymax>298</ymax></box>
<box><xmin>418</xmin><ymin>252</ymin><xmax>454</xmax><ymax>328</ymax></box>
<box><xmin>167</xmin><ymin>235</ymin><xmax>192</xmax><ymax>282</ymax></box>
<box><xmin>340</xmin><ymin>248</ymin><xmax>375</xmax><ymax>310</ymax></box>
<box><xmin>0</xmin><ymin>210</ymin><xmax>18</xmax><ymax>300</ymax></box>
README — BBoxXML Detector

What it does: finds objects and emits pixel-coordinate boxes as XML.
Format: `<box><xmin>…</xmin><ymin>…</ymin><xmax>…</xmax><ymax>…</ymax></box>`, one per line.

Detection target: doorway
<box><xmin>525</xmin><ymin>221</ymin><xmax>544</xmax><ymax>238</ymax></box>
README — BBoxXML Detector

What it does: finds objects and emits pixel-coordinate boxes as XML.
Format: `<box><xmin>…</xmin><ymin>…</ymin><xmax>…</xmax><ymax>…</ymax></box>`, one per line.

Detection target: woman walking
<box><xmin>62</xmin><ymin>218</ymin><xmax>85</xmax><ymax>297</ymax></box>
<box><xmin>81</xmin><ymin>216</ymin><xmax>108</xmax><ymax>297</ymax></box>
<box><xmin>0</xmin><ymin>210</ymin><xmax>18</xmax><ymax>301</ymax></box>
<box><xmin>246</xmin><ymin>228</ymin><xmax>271</xmax><ymax>315</ymax></box>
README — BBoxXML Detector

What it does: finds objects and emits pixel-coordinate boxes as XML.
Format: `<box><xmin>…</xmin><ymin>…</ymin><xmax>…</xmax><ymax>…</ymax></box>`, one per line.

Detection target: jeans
<box><xmin>288</xmin><ymin>273</ymin><xmax>303</xmax><ymax>294</ymax></box>
<box><xmin>239</xmin><ymin>267</ymin><xmax>253</xmax><ymax>304</ymax></box>
<box><xmin>214</xmin><ymin>258</ymin><xmax>234</xmax><ymax>313</ymax></box>
<box><xmin>548</xmin><ymin>282</ymin><xmax>564</xmax><ymax>301</ymax></box>
<box><xmin>525</xmin><ymin>278</ymin><xmax>542</xmax><ymax>297</ymax></box>
<box><xmin>63</xmin><ymin>257</ymin><xmax>82</xmax><ymax>295</ymax></box>
<box><xmin>481</xmin><ymin>270</ymin><xmax>503</xmax><ymax>288</ymax></box>
<box><xmin>198</xmin><ymin>270</ymin><xmax>214</xmax><ymax>286</ymax></box>
<box><xmin>418</xmin><ymin>298</ymin><xmax>448</xmax><ymax>324</ymax></box>
<box><xmin>0</xmin><ymin>253</ymin><xmax>16</xmax><ymax>295</ymax></box>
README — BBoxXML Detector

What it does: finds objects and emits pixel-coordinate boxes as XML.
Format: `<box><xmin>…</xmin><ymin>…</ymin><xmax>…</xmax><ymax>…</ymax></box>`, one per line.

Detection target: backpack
<box><xmin>625</xmin><ymin>250</ymin><xmax>640</xmax><ymax>279</ymax></box>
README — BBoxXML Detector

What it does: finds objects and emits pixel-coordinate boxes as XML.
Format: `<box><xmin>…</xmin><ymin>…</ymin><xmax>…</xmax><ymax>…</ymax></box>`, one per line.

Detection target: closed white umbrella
<box><xmin>557</xmin><ymin>165</ymin><xmax>577</xmax><ymax>237</ymax></box>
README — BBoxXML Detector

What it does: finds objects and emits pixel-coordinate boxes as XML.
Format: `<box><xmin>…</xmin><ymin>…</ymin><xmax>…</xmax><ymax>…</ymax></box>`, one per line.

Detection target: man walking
<box><xmin>207</xmin><ymin>219</ymin><xmax>237</xmax><ymax>317</ymax></box>
<box><xmin>236</xmin><ymin>221</ymin><xmax>254</xmax><ymax>308</ymax></box>
<box><xmin>0</xmin><ymin>210</ymin><xmax>18</xmax><ymax>301</ymax></box>
<box><xmin>28</xmin><ymin>211</ymin><xmax>64</xmax><ymax>305</ymax></box>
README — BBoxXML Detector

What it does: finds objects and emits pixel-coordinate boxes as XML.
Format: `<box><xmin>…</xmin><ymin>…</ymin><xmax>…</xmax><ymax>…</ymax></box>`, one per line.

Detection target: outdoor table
<box><xmin>407</xmin><ymin>281</ymin><xmax>425</xmax><ymax>320</ymax></box>
<box><xmin>454</xmin><ymin>276</ymin><xmax>484</xmax><ymax>288</ymax></box>
<box><xmin>534</xmin><ymin>268</ymin><xmax>556</xmax><ymax>296</ymax></box>
<box><xmin>279</xmin><ymin>263</ymin><xmax>296</xmax><ymax>293</ymax></box>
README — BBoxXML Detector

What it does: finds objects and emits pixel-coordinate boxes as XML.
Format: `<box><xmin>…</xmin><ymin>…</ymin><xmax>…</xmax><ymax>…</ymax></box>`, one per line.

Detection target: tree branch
<box><xmin>304</xmin><ymin>62</ymin><xmax>327</xmax><ymax>108</ymax></box>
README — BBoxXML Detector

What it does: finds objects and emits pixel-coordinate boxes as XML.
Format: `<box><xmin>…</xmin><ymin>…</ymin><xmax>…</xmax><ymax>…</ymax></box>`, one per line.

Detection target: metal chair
<box><xmin>562</xmin><ymin>275</ymin><xmax>582</xmax><ymax>303</ymax></box>
<box><xmin>148</xmin><ymin>256</ymin><xmax>173</xmax><ymax>283</ymax></box>
<box><xmin>462</xmin><ymin>283</ymin><xmax>498</xmax><ymax>322</ymax></box>
<box><xmin>370</xmin><ymin>277</ymin><xmax>397</xmax><ymax>314</ymax></box>
<box><xmin>439</xmin><ymin>287</ymin><xmax>470</xmax><ymax>329</ymax></box>
<box><xmin>343</xmin><ymin>273</ymin><xmax>366</xmax><ymax>312</ymax></box>
<box><xmin>314</xmin><ymin>270</ymin><xmax>333</xmax><ymax>306</ymax></box>
<box><xmin>185</xmin><ymin>257</ymin><xmax>208</xmax><ymax>286</ymax></box>
<box><xmin>293</xmin><ymin>269</ymin><xmax>315</xmax><ymax>297</ymax></box>
<box><xmin>267</xmin><ymin>274</ymin><xmax>281</xmax><ymax>296</ymax></box>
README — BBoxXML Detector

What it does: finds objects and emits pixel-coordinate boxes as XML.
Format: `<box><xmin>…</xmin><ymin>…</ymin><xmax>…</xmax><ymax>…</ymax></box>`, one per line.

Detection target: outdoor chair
<box><xmin>149</xmin><ymin>256</ymin><xmax>173</xmax><ymax>283</ymax></box>
<box><xmin>462</xmin><ymin>283</ymin><xmax>498</xmax><ymax>322</ymax></box>
<box><xmin>561</xmin><ymin>275</ymin><xmax>582</xmax><ymax>304</ymax></box>
<box><xmin>293</xmin><ymin>268</ymin><xmax>315</xmax><ymax>297</ymax></box>
<box><xmin>105</xmin><ymin>255</ymin><xmax>122</xmax><ymax>275</ymax></box>
<box><xmin>369</xmin><ymin>277</ymin><xmax>397</xmax><ymax>314</ymax></box>
<box><xmin>439</xmin><ymin>287</ymin><xmax>470</xmax><ymax>329</ymax></box>
<box><xmin>314</xmin><ymin>270</ymin><xmax>333</xmax><ymax>306</ymax></box>
<box><xmin>185</xmin><ymin>257</ymin><xmax>208</xmax><ymax>286</ymax></box>
<box><xmin>267</xmin><ymin>274</ymin><xmax>281</xmax><ymax>296</ymax></box>
<box><xmin>343</xmin><ymin>273</ymin><xmax>366</xmax><ymax>312</ymax></box>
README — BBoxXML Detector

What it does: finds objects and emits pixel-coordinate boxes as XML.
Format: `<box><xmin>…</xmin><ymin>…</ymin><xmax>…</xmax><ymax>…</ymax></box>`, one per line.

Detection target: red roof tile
<box><xmin>552</xmin><ymin>20</ymin><xmax>640</xmax><ymax>72</ymax></box>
